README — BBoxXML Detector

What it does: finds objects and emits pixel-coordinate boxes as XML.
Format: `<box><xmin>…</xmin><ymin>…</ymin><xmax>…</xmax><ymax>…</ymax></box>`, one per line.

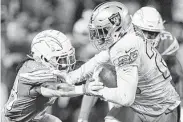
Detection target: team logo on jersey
<box><xmin>113</xmin><ymin>49</ymin><xmax>138</xmax><ymax>67</ymax></box>
<box><xmin>108</xmin><ymin>12</ymin><xmax>121</xmax><ymax>26</ymax></box>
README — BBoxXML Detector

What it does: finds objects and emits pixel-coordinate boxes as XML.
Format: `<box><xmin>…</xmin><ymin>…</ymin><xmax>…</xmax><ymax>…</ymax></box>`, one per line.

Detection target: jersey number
<box><xmin>145</xmin><ymin>41</ymin><xmax>170</xmax><ymax>79</ymax></box>
<box><xmin>160</xmin><ymin>32</ymin><xmax>173</xmax><ymax>41</ymax></box>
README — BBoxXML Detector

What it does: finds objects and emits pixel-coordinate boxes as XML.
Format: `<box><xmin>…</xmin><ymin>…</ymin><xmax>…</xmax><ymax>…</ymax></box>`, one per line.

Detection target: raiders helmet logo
<box><xmin>108</xmin><ymin>12</ymin><xmax>121</xmax><ymax>26</ymax></box>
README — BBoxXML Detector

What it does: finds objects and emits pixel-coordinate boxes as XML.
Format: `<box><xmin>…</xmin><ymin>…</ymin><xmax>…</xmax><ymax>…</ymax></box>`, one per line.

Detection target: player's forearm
<box><xmin>69</xmin><ymin>51</ymin><xmax>110</xmax><ymax>84</ymax></box>
<box><xmin>60</xmin><ymin>85</ymin><xmax>84</xmax><ymax>97</ymax></box>
<box><xmin>30</xmin><ymin>85</ymin><xmax>84</xmax><ymax>97</ymax></box>
<box><xmin>30</xmin><ymin>86</ymin><xmax>61</xmax><ymax>97</ymax></box>
<box><xmin>99</xmin><ymin>87</ymin><xmax>135</xmax><ymax>106</ymax></box>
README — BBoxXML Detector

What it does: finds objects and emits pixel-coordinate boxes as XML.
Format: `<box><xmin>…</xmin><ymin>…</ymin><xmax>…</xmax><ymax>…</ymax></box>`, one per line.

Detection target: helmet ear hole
<box><xmin>44</xmin><ymin>58</ymin><xmax>48</xmax><ymax>62</ymax></box>
<box><xmin>116</xmin><ymin>27</ymin><xmax>122</xmax><ymax>32</ymax></box>
<box><xmin>41</xmin><ymin>55</ymin><xmax>48</xmax><ymax>62</ymax></box>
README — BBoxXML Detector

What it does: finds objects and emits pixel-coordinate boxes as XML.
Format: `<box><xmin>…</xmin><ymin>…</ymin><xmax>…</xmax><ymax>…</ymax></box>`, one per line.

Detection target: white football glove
<box><xmin>82</xmin><ymin>66</ymin><xmax>104</xmax><ymax>97</ymax></box>
<box><xmin>83</xmin><ymin>78</ymin><xmax>104</xmax><ymax>97</ymax></box>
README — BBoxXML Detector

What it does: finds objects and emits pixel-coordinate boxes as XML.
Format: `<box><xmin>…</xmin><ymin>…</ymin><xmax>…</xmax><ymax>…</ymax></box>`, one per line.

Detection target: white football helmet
<box><xmin>132</xmin><ymin>7</ymin><xmax>165</xmax><ymax>47</ymax></box>
<box><xmin>31</xmin><ymin>30</ymin><xmax>76</xmax><ymax>71</ymax></box>
<box><xmin>88</xmin><ymin>1</ymin><xmax>132</xmax><ymax>50</ymax></box>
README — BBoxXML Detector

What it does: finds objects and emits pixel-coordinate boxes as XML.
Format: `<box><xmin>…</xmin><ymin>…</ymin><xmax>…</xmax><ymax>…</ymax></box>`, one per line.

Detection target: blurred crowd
<box><xmin>1</xmin><ymin>0</ymin><xmax>183</xmax><ymax>122</ymax></box>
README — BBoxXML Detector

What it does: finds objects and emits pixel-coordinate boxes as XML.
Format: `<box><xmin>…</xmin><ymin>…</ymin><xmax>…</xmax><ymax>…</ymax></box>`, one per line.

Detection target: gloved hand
<box><xmin>83</xmin><ymin>78</ymin><xmax>104</xmax><ymax>97</ymax></box>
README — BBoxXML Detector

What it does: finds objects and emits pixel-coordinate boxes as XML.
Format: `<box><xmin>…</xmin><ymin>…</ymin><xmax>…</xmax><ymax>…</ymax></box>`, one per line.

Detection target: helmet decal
<box><xmin>108</xmin><ymin>12</ymin><xmax>121</xmax><ymax>26</ymax></box>
<box><xmin>88</xmin><ymin>2</ymin><xmax>132</xmax><ymax>50</ymax></box>
<box><xmin>31</xmin><ymin>30</ymin><xmax>76</xmax><ymax>71</ymax></box>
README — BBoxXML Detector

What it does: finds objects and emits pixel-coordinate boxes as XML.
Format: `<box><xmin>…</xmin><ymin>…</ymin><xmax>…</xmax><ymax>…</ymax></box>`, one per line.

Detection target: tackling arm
<box><xmin>58</xmin><ymin>50</ymin><xmax>110</xmax><ymax>85</ymax></box>
<box><xmin>29</xmin><ymin>83</ymin><xmax>84</xmax><ymax>97</ymax></box>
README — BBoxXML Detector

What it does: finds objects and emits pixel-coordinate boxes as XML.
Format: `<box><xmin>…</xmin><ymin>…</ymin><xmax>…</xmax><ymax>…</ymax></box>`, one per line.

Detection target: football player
<box><xmin>132</xmin><ymin>7</ymin><xmax>179</xmax><ymax>57</ymax></box>
<box><xmin>78</xmin><ymin>6</ymin><xmax>182</xmax><ymax>122</ymax></box>
<box><xmin>3</xmin><ymin>30</ymin><xmax>86</xmax><ymax>122</ymax></box>
<box><xmin>54</xmin><ymin>2</ymin><xmax>181</xmax><ymax>122</ymax></box>
<box><xmin>132</xmin><ymin>7</ymin><xmax>182</xmax><ymax>122</ymax></box>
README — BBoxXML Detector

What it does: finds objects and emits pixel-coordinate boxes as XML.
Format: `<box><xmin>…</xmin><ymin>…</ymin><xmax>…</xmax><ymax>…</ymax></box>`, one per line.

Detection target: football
<box><xmin>96</xmin><ymin>64</ymin><xmax>117</xmax><ymax>88</ymax></box>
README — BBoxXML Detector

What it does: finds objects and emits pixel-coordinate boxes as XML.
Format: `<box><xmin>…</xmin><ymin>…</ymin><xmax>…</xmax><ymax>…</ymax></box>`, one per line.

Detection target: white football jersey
<box><xmin>69</xmin><ymin>25</ymin><xmax>180</xmax><ymax>116</ymax></box>
<box><xmin>109</xmin><ymin>27</ymin><xmax>180</xmax><ymax>116</ymax></box>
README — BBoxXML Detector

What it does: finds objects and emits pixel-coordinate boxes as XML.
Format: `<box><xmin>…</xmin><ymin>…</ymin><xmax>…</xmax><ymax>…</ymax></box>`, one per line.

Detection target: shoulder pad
<box><xmin>159</xmin><ymin>31</ymin><xmax>174</xmax><ymax>43</ymax></box>
<box><xmin>18</xmin><ymin>60</ymin><xmax>57</xmax><ymax>85</ymax></box>
<box><xmin>159</xmin><ymin>31</ymin><xmax>179</xmax><ymax>55</ymax></box>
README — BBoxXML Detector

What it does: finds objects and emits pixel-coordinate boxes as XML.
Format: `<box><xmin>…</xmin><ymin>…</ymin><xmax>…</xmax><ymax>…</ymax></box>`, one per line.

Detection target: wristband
<box><xmin>75</xmin><ymin>85</ymin><xmax>85</xmax><ymax>94</ymax></box>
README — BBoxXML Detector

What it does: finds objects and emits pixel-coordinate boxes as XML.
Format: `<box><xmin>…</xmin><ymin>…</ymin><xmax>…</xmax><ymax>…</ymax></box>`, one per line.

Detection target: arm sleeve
<box><xmin>161</xmin><ymin>37</ymin><xmax>179</xmax><ymax>56</ymax></box>
<box><xmin>98</xmin><ymin>35</ymin><xmax>140</xmax><ymax>106</ymax></box>
<box><xmin>69</xmin><ymin>50</ymin><xmax>110</xmax><ymax>84</ymax></box>
<box><xmin>19</xmin><ymin>69</ymin><xmax>57</xmax><ymax>85</ymax></box>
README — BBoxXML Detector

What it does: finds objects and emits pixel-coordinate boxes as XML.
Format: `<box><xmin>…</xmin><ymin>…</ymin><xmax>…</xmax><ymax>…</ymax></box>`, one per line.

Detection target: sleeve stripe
<box><xmin>161</xmin><ymin>37</ymin><xmax>179</xmax><ymax>56</ymax></box>
<box><xmin>19</xmin><ymin>72</ymin><xmax>57</xmax><ymax>84</ymax></box>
